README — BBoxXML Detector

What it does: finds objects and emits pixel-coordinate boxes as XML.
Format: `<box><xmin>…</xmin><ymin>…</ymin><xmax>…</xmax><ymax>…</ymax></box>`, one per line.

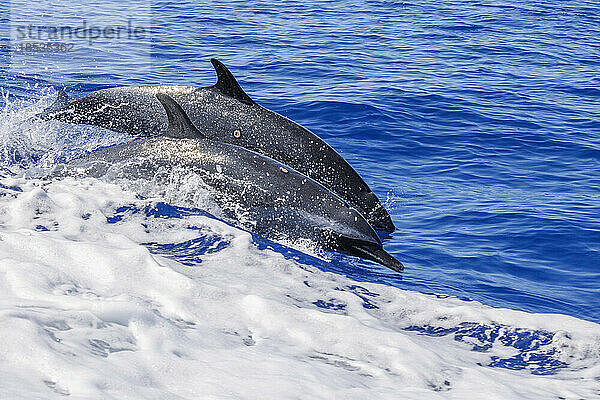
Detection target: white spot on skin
<box><xmin>280</xmin><ymin>167</ymin><xmax>289</xmax><ymax>174</ymax></box>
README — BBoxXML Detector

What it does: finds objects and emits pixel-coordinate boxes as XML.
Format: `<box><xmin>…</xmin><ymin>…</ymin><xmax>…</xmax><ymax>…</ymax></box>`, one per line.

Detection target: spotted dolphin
<box><xmin>61</xmin><ymin>94</ymin><xmax>403</xmax><ymax>272</ymax></box>
<box><xmin>41</xmin><ymin>59</ymin><xmax>395</xmax><ymax>233</ymax></box>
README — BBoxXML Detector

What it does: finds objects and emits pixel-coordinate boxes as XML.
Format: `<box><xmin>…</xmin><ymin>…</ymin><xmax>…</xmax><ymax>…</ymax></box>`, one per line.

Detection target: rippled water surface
<box><xmin>1</xmin><ymin>0</ymin><xmax>599</xmax><ymax>322</ymax></box>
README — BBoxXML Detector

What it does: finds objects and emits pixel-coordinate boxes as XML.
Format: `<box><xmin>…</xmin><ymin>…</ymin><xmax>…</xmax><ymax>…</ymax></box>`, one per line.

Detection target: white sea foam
<box><xmin>0</xmin><ymin>93</ymin><xmax>599</xmax><ymax>399</ymax></box>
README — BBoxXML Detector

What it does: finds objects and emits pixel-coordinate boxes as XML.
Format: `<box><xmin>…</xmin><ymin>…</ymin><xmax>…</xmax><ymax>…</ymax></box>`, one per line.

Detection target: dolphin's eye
<box><xmin>233</xmin><ymin>129</ymin><xmax>241</xmax><ymax>138</ymax></box>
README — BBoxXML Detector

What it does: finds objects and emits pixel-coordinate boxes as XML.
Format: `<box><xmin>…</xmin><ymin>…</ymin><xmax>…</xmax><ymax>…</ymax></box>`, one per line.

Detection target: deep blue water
<box><xmin>1</xmin><ymin>0</ymin><xmax>599</xmax><ymax>323</ymax></box>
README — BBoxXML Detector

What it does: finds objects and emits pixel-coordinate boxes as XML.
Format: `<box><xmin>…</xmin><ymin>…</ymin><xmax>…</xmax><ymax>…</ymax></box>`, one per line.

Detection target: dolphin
<box><xmin>61</xmin><ymin>94</ymin><xmax>403</xmax><ymax>272</ymax></box>
<box><xmin>40</xmin><ymin>59</ymin><xmax>395</xmax><ymax>233</ymax></box>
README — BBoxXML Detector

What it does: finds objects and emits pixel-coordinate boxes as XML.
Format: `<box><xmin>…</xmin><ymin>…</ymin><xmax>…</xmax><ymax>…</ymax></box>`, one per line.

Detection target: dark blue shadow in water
<box><xmin>405</xmin><ymin>323</ymin><xmax>568</xmax><ymax>375</ymax></box>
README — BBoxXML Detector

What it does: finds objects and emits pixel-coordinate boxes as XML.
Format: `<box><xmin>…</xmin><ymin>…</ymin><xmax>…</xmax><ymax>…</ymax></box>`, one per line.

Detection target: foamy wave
<box><xmin>0</xmin><ymin>176</ymin><xmax>599</xmax><ymax>399</ymax></box>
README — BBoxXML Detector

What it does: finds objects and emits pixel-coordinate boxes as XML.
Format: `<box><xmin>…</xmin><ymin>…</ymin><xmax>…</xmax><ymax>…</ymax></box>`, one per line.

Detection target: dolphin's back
<box><xmin>48</xmin><ymin>86</ymin><xmax>180</xmax><ymax>135</ymax></box>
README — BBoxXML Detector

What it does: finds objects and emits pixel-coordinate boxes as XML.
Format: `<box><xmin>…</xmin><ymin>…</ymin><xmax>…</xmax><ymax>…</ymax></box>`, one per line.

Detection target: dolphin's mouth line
<box><xmin>336</xmin><ymin>237</ymin><xmax>404</xmax><ymax>273</ymax></box>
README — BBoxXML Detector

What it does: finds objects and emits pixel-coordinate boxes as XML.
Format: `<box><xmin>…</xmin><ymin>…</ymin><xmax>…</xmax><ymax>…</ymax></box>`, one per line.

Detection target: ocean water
<box><xmin>1</xmin><ymin>0</ymin><xmax>600</xmax><ymax>398</ymax></box>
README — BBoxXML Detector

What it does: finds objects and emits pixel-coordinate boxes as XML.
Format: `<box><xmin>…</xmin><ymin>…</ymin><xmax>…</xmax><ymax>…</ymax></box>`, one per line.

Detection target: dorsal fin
<box><xmin>156</xmin><ymin>93</ymin><xmax>202</xmax><ymax>139</ymax></box>
<box><xmin>210</xmin><ymin>58</ymin><xmax>254</xmax><ymax>105</ymax></box>
<box><xmin>54</xmin><ymin>89</ymin><xmax>69</xmax><ymax>109</ymax></box>
<box><xmin>40</xmin><ymin>89</ymin><xmax>69</xmax><ymax>116</ymax></box>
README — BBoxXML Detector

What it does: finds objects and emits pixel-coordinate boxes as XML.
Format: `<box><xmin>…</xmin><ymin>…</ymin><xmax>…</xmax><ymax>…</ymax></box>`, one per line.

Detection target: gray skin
<box><xmin>63</xmin><ymin>94</ymin><xmax>403</xmax><ymax>272</ymax></box>
<box><xmin>41</xmin><ymin>59</ymin><xmax>395</xmax><ymax>233</ymax></box>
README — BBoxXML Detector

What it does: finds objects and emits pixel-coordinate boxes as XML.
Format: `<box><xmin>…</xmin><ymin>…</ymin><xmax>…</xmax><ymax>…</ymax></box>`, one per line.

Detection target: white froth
<box><xmin>0</xmin><ymin>176</ymin><xmax>599</xmax><ymax>400</ymax></box>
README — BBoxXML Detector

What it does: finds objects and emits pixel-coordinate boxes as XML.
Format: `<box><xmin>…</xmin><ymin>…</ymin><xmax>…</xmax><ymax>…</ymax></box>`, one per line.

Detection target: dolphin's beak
<box><xmin>337</xmin><ymin>238</ymin><xmax>404</xmax><ymax>272</ymax></box>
